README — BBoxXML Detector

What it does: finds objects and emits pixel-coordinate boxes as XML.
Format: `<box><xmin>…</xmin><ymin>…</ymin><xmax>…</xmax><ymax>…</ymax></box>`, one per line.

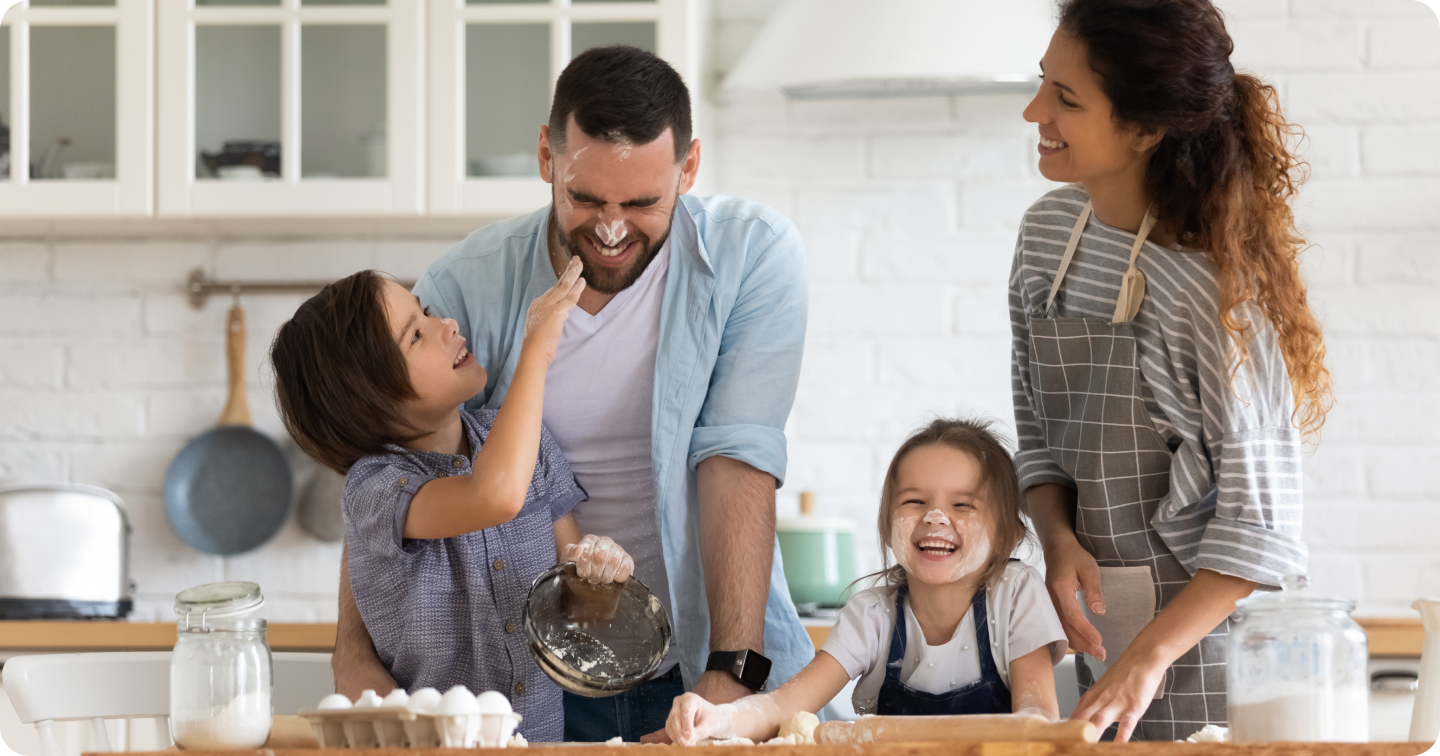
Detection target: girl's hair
<box><xmin>870</xmin><ymin>418</ymin><xmax>1028</xmax><ymax>591</ymax></box>
<box><xmin>1059</xmin><ymin>0</ymin><xmax>1332</xmax><ymax>437</ymax></box>
<box><xmin>271</xmin><ymin>270</ymin><xmax>423</xmax><ymax>474</ymax></box>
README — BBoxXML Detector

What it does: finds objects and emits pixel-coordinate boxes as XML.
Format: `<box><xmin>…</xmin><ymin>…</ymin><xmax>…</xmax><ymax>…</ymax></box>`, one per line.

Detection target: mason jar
<box><xmin>170</xmin><ymin>582</ymin><xmax>273</xmax><ymax>749</ymax></box>
<box><xmin>1227</xmin><ymin>574</ymin><xmax>1368</xmax><ymax>742</ymax></box>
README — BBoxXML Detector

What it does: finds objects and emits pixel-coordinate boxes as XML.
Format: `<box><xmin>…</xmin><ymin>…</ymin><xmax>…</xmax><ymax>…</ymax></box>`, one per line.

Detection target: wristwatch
<box><xmin>705</xmin><ymin>649</ymin><xmax>772</xmax><ymax>692</ymax></box>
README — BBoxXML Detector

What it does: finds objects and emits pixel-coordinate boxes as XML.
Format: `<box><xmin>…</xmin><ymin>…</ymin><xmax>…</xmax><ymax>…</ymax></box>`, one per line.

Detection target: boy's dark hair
<box><xmin>271</xmin><ymin>270</ymin><xmax>421</xmax><ymax>474</ymax></box>
<box><xmin>548</xmin><ymin>45</ymin><xmax>692</xmax><ymax>163</ymax></box>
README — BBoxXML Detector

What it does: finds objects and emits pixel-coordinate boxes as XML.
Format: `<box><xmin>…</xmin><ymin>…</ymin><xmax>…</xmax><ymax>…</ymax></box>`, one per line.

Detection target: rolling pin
<box><xmin>815</xmin><ymin>714</ymin><xmax>1098</xmax><ymax>744</ymax></box>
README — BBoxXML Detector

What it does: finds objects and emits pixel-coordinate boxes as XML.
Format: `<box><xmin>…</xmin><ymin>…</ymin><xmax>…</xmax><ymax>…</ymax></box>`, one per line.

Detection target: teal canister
<box><xmin>776</xmin><ymin>492</ymin><xmax>856</xmax><ymax>610</ymax></box>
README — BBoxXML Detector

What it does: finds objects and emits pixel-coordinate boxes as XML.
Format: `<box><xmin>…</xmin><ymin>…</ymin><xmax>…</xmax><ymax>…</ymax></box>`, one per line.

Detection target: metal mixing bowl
<box><xmin>523</xmin><ymin>562</ymin><xmax>672</xmax><ymax>697</ymax></box>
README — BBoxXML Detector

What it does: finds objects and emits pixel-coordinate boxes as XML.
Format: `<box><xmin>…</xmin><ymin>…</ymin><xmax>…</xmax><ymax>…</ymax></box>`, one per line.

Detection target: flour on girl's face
<box><xmin>891</xmin><ymin>507</ymin><xmax>993</xmax><ymax>585</ymax></box>
<box><xmin>890</xmin><ymin>513</ymin><xmax>920</xmax><ymax>573</ymax></box>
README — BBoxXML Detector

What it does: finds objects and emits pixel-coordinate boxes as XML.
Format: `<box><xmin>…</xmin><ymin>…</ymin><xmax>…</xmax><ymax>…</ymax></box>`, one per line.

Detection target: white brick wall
<box><xmin>0</xmin><ymin>237</ymin><xmax>459</xmax><ymax>620</ymax></box>
<box><xmin>0</xmin><ymin>0</ymin><xmax>1435</xmax><ymax>621</ymax></box>
<box><xmin>716</xmin><ymin>0</ymin><xmax>1440</xmax><ymax>615</ymax></box>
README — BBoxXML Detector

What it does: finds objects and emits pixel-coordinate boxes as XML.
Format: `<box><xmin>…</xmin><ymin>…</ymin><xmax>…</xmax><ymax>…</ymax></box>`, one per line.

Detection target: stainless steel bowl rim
<box><xmin>523</xmin><ymin>562</ymin><xmax>672</xmax><ymax>696</ymax></box>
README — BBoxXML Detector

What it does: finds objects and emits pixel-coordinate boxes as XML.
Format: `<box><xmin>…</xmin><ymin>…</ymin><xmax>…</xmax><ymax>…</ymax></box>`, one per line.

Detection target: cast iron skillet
<box><xmin>164</xmin><ymin>305</ymin><xmax>292</xmax><ymax>555</ymax></box>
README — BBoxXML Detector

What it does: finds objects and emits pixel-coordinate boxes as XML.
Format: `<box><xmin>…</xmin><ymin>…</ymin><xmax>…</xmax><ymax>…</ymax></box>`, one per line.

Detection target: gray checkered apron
<box><xmin>1027</xmin><ymin>203</ymin><xmax>1228</xmax><ymax>741</ymax></box>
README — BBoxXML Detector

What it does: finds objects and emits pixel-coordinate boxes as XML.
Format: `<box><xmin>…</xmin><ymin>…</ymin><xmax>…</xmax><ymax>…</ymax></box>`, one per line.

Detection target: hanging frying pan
<box><xmin>164</xmin><ymin>303</ymin><xmax>292</xmax><ymax>555</ymax></box>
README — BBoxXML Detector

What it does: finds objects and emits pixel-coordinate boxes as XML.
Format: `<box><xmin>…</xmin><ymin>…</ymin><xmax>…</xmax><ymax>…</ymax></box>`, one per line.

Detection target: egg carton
<box><xmin>298</xmin><ymin>706</ymin><xmax>523</xmax><ymax>749</ymax></box>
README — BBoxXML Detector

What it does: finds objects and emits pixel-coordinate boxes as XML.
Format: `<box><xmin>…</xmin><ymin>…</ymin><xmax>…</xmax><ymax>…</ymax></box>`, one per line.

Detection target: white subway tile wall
<box><xmin>0</xmin><ymin>0</ymin><xmax>1435</xmax><ymax>620</ymax></box>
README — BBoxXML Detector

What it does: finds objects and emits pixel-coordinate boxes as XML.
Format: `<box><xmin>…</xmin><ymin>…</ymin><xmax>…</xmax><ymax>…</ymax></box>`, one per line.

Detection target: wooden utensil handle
<box><xmin>815</xmin><ymin>714</ymin><xmax>1098</xmax><ymax>744</ymax></box>
<box><xmin>219</xmin><ymin>305</ymin><xmax>253</xmax><ymax>426</ymax></box>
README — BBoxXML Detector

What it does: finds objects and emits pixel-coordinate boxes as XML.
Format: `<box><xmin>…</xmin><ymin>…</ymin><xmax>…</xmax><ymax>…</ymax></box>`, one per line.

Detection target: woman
<box><xmin>1009</xmin><ymin>0</ymin><xmax>1332</xmax><ymax>742</ymax></box>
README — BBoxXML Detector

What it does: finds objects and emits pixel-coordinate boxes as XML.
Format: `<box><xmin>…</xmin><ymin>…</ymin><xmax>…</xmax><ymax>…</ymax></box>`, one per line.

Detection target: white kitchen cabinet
<box><xmin>155</xmin><ymin>0</ymin><xmax>425</xmax><ymax>216</ymax></box>
<box><xmin>0</xmin><ymin>0</ymin><xmax>153</xmax><ymax>217</ymax></box>
<box><xmin>426</xmin><ymin>0</ymin><xmax>702</xmax><ymax>216</ymax></box>
<box><xmin>0</xmin><ymin>0</ymin><xmax>699</xmax><ymax>218</ymax></box>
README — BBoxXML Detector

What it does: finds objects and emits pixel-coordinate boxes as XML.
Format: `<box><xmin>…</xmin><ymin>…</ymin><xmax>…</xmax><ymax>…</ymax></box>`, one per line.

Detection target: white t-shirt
<box><xmin>819</xmin><ymin>562</ymin><xmax>1067</xmax><ymax>715</ymax></box>
<box><xmin>542</xmin><ymin>239</ymin><xmax>677</xmax><ymax>671</ymax></box>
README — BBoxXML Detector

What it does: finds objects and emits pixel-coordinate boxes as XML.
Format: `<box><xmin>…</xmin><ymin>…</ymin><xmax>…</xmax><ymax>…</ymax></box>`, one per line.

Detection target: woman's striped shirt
<box><xmin>1009</xmin><ymin>184</ymin><xmax>1306</xmax><ymax>588</ymax></box>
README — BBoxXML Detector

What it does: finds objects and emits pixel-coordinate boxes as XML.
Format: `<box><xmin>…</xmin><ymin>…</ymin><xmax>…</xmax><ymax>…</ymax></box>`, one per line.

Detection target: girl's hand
<box><xmin>666</xmin><ymin>693</ymin><xmax>734</xmax><ymax>746</ymax></box>
<box><xmin>1069</xmin><ymin>646</ymin><xmax>1167</xmax><ymax>742</ymax></box>
<box><xmin>564</xmin><ymin>534</ymin><xmax>634</xmax><ymax>584</ymax></box>
<box><xmin>523</xmin><ymin>256</ymin><xmax>585</xmax><ymax>365</ymax></box>
<box><xmin>1042</xmin><ymin>535</ymin><xmax>1107</xmax><ymax>659</ymax></box>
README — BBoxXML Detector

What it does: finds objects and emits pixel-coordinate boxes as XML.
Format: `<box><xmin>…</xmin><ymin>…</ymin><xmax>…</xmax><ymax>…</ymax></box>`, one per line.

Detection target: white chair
<box><xmin>2</xmin><ymin>652</ymin><xmax>333</xmax><ymax>756</ymax></box>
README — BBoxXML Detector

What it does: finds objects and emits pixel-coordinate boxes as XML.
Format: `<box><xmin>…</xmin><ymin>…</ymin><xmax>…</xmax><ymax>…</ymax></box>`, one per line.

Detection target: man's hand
<box><xmin>643</xmin><ymin>457</ymin><xmax>777</xmax><ymax>743</ymax></box>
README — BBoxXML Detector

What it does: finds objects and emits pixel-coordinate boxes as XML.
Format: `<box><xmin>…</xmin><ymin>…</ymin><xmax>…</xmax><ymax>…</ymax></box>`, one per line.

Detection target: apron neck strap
<box><xmin>1043</xmin><ymin>202</ymin><xmax>1159</xmax><ymax>319</ymax></box>
<box><xmin>1043</xmin><ymin>203</ymin><xmax>1092</xmax><ymax>318</ymax></box>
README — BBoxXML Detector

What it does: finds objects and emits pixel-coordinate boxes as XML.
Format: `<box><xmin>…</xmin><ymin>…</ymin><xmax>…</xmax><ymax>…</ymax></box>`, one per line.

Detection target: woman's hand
<box><xmin>1069</xmin><ymin>646</ymin><xmax>1167</xmax><ymax>742</ymax></box>
<box><xmin>523</xmin><ymin>256</ymin><xmax>585</xmax><ymax>365</ymax></box>
<box><xmin>564</xmin><ymin>534</ymin><xmax>634</xmax><ymax>584</ymax></box>
<box><xmin>666</xmin><ymin>693</ymin><xmax>734</xmax><ymax>746</ymax></box>
<box><xmin>1042</xmin><ymin>534</ymin><xmax>1107</xmax><ymax>659</ymax></box>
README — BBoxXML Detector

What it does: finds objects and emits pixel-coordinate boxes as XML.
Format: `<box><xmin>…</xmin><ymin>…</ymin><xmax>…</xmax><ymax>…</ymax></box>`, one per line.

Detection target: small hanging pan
<box><xmin>164</xmin><ymin>302</ymin><xmax>292</xmax><ymax>555</ymax></box>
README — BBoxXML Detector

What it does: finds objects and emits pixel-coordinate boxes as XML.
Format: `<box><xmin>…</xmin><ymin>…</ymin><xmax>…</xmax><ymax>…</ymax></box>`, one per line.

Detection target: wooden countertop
<box><xmin>2</xmin><ymin>616</ymin><xmax>1424</xmax><ymax>656</ymax></box>
<box><xmin>82</xmin><ymin>743</ymin><xmax>1434</xmax><ymax>756</ymax></box>
<box><xmin>0</xmin><ymin>621</ymin><xmax>335</xmax><ymax>652</ymax></box>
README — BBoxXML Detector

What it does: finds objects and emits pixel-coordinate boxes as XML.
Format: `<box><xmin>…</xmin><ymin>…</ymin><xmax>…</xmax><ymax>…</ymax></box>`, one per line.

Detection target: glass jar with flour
<box><xmin>170</xmin><ymin>581</ymin><xmax>273</xmax><ymax>749</ymax></box>
<box><xmin>1228</xmin><ymin>575</ymin><xmax>1369</xmax><ymax>742</ymax></box>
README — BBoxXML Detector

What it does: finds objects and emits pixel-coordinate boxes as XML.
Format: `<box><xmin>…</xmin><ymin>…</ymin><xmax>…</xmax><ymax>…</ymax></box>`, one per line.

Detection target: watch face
<box><xmin>739</xmin><ymin>650</ymin><xmax>772</xmax><ymax>691</ymax></box>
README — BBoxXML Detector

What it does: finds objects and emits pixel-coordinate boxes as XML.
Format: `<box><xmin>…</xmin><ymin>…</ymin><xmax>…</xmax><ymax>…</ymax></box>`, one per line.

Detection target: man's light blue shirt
<box><xmin>413</xmin><ymin>193</ymin><xmax>814</xmax><ymax>690</ymax></box>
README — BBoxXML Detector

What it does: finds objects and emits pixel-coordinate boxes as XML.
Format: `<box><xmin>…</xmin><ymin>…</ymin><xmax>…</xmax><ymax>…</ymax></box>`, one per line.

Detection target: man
<box><xmin>332</xmin><ymin>45</ymin><xmax>814</xmax><ymax>742</ymax></box>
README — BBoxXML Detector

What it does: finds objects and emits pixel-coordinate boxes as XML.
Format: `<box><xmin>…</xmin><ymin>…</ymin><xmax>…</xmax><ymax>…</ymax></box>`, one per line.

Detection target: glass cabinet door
<box><xmin>157</xmin><ymin>0</ymin><xmax>423</xmax><ymax>215</ymax></box>
<box><xmin>0</xmin><ymin>0</ymin><xmax>153</xmax><ymax>216</ymax></box>
<box><xmin>428</xmin><ymin>0</ymin><xmax>697</xmax><ymax>216</ymax></box>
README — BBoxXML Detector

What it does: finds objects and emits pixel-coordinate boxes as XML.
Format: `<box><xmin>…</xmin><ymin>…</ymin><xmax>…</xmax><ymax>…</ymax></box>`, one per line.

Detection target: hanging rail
<box><xmin>186</xmin><ymin>268</ymin><xmax>417</xmax><ymax>310</ymax></box>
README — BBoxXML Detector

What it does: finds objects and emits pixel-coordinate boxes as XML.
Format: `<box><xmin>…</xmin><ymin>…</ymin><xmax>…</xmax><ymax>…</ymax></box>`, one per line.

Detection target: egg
<box><xmin>381</xmin><ymin>689</ymin><xmax>410</xmax><ymax>707</ymax></box>
<box><xmin>407</xmin><ymin>687</ymin><xmax>442</xmax><ymax>715</ymax></box>
<box><xmin>475</xmin><ymin>690</ymin><xmax>513</xmax><ymax>715</ymax></box>
<box><xmin>317</xmin><ymin>693</ymin><xmax>353</xmax><ymax>710</ymax></box>
<box><xmin>355</xmin><ymin>689</ymin><xmax>383</xmax><ymax>707</ymax></box>
<box><xmin>439</xmin><ymin>685</ymin><xmax>479</xmax><ymax>715</ymax></box>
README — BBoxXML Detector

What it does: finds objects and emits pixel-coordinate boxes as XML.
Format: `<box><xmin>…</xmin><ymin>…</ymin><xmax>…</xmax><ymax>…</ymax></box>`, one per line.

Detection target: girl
<box><xmin>1010</xmin><ymin>0</ymin><xmax>1332</xmax><ymax>742</ymax></box>
<box><xmin>665</xmin><ymin>419</ymin><xmax>1068</xmax><ymax>745</ymax></box>
<box><xmin>271</xmin><ymin>258</ymin><xmax>634</xmax><ymax>743</ymax></box>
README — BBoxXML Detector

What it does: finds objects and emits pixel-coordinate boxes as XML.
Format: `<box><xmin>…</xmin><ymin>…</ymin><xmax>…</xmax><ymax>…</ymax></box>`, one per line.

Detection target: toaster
<box><xmin>0</xmin><ymin>483</ymin><xmax>133</xmax><ymax>619</ymax></box>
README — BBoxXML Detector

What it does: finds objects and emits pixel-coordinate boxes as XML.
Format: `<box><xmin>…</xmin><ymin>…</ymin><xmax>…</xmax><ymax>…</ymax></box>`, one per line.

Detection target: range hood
<box><xmin>720</xmin><ymin>0</ymin><xmax>1056</xmax><ymax>100</ymax></box>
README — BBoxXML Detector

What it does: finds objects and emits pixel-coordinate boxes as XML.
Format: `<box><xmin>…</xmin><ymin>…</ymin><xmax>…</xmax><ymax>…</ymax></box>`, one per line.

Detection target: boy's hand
<box><xmin>666</xmin><ymin>693</ymin><xmax>733</xmax><ymax>746</ymax></box>
<box><xmin>565</xmin><ymin>534</ymin><xmax>634</xmax><ymax>584</ymax></box>
<box><xmin>523</xmin><ymin>256</ymin><xmax>585</xmax><ymax>365</ymax></box>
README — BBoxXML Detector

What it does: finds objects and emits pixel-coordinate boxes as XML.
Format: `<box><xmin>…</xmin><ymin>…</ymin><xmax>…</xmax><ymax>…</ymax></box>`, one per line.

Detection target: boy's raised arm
<box><xmin>402</xmin><ymin>259</ymin><xmax>585</xmax><ymax>540</ymax></box>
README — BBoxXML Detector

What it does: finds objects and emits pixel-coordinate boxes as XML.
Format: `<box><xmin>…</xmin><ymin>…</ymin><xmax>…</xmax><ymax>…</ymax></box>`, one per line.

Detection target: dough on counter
<box><xmin>605</xmin><ymin>736</ymin><xmax>626</xmax><ymax>746</ymax></box>
<box><xmin>700</xmin><ymin>737</ymin><xmax>755</xmax><ymax>746</ymax></box>
<box><xmin>509</xmin><ymin>733</ymin><xmax>529</xmax><ymax>748</ymax></box>
<box><xmin>1183</xmin><ymin>725</ymin><xmax>1230</xmax><ymax>743</ymax></box>
<box><xmin>761</xmin><ymin>735</ymin><xmax>797</xmax><ymax>746</ymax></box>
<box><xmin>776</xmin><ymin>712</ymin><xmax>818</xmax><ymax>745</ymax></box>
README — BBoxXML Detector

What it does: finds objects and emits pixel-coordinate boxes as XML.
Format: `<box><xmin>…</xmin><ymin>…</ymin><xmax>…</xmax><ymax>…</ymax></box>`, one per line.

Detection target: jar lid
<box><xmin>1236</xmin><ymin>574</ymin><xmax>1355</xmax><ymax>614</ymax></box>
<box><xmin>174</xmin><ymin>581</ymin><xmax>265</xmax><ymax>621</ymax></box>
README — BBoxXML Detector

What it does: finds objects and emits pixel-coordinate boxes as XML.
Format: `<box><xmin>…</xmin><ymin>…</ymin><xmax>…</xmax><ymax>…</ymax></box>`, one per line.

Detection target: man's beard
<box><xmin>549</xmin><ymin>205</ymin><xmax>674</xmax><ymax>296</ymax></box>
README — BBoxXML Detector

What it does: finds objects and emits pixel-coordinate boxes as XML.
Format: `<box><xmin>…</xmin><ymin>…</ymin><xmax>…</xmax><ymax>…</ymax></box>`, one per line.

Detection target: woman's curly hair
<box><xmin>1060</xmin><ymin>0</ymin><xmax>1334</xmax><ymax>437</ymax></box>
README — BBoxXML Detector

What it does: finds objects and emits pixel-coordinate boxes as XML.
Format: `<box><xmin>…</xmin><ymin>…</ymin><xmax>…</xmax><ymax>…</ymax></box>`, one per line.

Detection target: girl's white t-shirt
<box><xmin>819</xmin><ymin>563</ymin><xmax>1067</xmax><ymax>715</ymax></box>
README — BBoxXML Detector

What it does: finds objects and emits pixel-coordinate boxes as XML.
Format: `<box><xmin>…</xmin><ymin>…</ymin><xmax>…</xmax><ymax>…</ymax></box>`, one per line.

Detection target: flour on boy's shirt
<box><xmin>343</xmin><ymin>408</ymin><xmax>586</xmax><ymax>744</ymax></box>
